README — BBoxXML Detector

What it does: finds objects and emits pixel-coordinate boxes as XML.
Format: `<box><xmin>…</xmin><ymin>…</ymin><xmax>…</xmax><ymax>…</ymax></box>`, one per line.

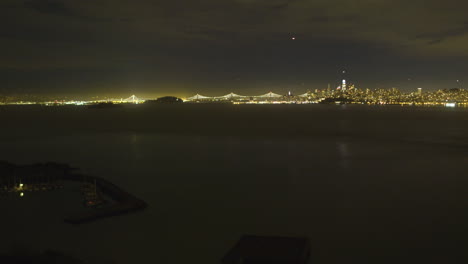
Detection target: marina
<box><xmin>0</xmin><ymin>161</ymin><xmax>147</xmax><ymax>224</ymax></box>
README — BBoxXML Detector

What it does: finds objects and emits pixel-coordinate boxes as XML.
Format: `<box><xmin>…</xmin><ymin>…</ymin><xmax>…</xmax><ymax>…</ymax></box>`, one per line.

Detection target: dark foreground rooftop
<box><xmin>222</xmin><ymin>235</ymin><xmax>310</xmax><ymax>264</ymax></box>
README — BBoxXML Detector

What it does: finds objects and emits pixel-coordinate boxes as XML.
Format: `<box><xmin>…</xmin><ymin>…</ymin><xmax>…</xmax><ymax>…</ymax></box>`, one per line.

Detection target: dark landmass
<box><xmin>145</xmin><ymin>96</ymin><xmax>184</xmax><ymax>104</ymax></box>
<box><xmin>0</xmin><ymin>161</ymin><xmax>147</xmax><ymax>224</ymax></box>
<box><xmin>88</xmin><ymin>102</ymin><xmax>123</xmax><ymax>109</ymax></box>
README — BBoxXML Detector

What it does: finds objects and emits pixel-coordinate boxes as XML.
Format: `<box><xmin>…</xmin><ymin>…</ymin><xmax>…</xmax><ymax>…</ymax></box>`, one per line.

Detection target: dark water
<box><xmin>1</xmin><ymin>104</ymin><xmax>467</xmax><ymax>263</ymax></box>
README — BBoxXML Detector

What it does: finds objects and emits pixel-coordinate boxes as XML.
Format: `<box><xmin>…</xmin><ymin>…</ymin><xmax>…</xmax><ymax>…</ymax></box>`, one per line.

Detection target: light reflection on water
<box><xmin>0</xmin><ymin>105</ymin><xmax>466</xmax><ymax>264</ymax></box>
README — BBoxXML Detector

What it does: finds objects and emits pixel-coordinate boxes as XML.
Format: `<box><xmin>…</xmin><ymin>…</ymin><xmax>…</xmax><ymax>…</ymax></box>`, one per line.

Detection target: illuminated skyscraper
<box><xmin>342</xmin><ymin>79</ymin><xmax>347</xmax><ymax>91</ymax></box>
<box><xmin>417</xmin><ymin>88</ymin><xmax>422</xmax><ymax>96</ymax></box>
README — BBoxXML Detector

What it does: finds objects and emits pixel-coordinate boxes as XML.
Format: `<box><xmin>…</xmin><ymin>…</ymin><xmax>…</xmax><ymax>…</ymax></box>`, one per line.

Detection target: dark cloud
<box><xmin>1</xmin><ymin>0</ymin><xmax>468</xmax><ymax>96</ymax></box>
<box><xmin>416</xmin><ymin>22</ymin><xmax>468</xmax><ymax>45</ymax></box>
<box><xmin>24</xmin><ymin>0</ymin><xmax>75</xmax><ymax>16</ymax></box>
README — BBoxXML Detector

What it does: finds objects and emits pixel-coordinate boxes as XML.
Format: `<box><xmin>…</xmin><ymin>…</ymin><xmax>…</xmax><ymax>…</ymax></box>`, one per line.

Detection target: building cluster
<box><xmin>185</xmin><ymin>87</ymin><xmax>468</xmax><ymax>107</ymax></box>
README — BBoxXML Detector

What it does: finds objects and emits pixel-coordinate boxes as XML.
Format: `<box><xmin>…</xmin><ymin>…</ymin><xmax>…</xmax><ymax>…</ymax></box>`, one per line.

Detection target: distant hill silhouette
<box><xmin>88</xmin><ymin>102</ymin><xmax>123</xmax><ymax>109</ymax></box>
<box><xmin>145</xmin><ymin>96</ymin><xmax>183</xmax><ymax>104</ymax></box>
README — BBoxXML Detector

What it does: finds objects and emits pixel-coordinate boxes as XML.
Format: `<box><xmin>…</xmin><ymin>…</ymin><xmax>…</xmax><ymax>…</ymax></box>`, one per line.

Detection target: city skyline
<box><xmin>2</xmin><ymin>86</ymin><xmax>467</xmax><ymax>108</ymax></box>
<box><xmin>0</xmin><ymin>74</ymin><xmax>465</xmax><ymax>100</ymax></box>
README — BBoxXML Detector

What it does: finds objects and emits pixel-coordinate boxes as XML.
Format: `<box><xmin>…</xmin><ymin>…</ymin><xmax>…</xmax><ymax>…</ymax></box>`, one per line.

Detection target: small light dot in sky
<box><xmin>291</xmin><ymin>37</ymin><xmax>296</xmax><ymax>40</ymax></box>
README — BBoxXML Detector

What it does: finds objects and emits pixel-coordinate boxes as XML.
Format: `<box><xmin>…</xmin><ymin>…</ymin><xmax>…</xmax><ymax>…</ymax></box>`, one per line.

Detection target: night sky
<box><xmin>2</xmin><ymin>0</ymin><xmax>468</xmax><ymax>98</ymax></box>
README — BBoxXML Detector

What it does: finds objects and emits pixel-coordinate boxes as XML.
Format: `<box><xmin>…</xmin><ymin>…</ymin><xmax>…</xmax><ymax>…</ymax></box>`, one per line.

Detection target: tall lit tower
<box><xmin>417</xmin><ymin>88</ymin><xmax>422</xmax><ymax>96</ymax></box>
<box><xmin>340</xmin><ymin>69</ymin><xmax>347</xmax><ymax>91</ymax></box>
